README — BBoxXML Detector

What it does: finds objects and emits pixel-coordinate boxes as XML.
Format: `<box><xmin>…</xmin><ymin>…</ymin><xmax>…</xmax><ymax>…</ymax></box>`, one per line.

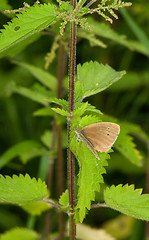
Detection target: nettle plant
<box><xmin>0</xmin><ymin>0</ymin><xmax>149</xmax><ymax>239</ymax></box>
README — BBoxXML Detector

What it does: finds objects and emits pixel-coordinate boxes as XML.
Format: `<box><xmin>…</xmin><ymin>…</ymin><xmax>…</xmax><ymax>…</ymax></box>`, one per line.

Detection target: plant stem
<box><xmin>57</xmin><ymin>44</ymin><xmax>67</xmax><ymax>240</ymax></box>
<box><xmin>85</xmin><ymin>0</ymin><xmax>97</xmax><ymax>8</ymax></box>
<box><xmin>68</xmin><ymin>0</ymin><xmax>77</xmax><ymax>238</ymax></box>
<box><xmin>91</xmin><ymin>203</ymin><xmax>109</xmax><ymax>208</ymax></box>
<box><xmin>42</xmin><ymin>199</ymin><xmax>62</xmax><ymax>209</ymax></box>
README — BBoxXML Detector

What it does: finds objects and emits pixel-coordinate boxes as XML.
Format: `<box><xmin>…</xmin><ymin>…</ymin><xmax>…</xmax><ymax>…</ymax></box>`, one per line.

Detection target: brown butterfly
<box><xmin>74</xmin><ymin>122</ymin><xmax>120</xmax><ymax>160</ymax></box>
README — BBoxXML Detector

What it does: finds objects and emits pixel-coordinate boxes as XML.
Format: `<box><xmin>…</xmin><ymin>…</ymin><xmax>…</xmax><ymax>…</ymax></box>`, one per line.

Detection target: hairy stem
<box><xmin>91</xmin><ymin>203</ymin><xmax>109</xmax><ymax>208</ymax></box>
<box><xmin>68</xmin><ymin>0</ymin><xmax>77</xmax><ymax>238</ymax></box>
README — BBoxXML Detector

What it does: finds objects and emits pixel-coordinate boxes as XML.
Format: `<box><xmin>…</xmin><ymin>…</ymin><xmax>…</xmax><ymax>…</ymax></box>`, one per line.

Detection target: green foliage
<box><xmin>59</xmin><ymin>2</ymin><xmax>73</xmax><ymax>12</ymax></box>
<box><xmin>51</xmin><ymin>107</ymin><xmax>70</xmax><ymax>116</ymax></box>
<box><xmin>74</xmin><ymin>102</ymin><xmax>88</xmax><ymax>117</ymax></box>
<box><xmin>21</xmin><ymin>201</ymin><xmax>51</xmax><ymax>216</ymax></box>
<box><xmin>41</xmin><ymin>130</ymin><xmax>67</xmax><ymax>149</ymax></box>
<box><xmin>87</xmin><ymin>17</ymin><xmax>148</xmax><ymax>55</ymax></box>
<box><xmin>115</xmin><ymin>124</ymin><xmax>143</xmax><ymax>166</ymax></box>
<box><xmin>0</xmin><ymin>0</ymin><xmax>148</xmax><ymax>238</ymax></box>
<box><xmin>70</xmin><ymin>115</ymin><xmax>110</xmax><ymax>222</ymax></box>
<box><xmin>88</xmin><ymin>0</ymin><xmax>132</xmax><ymax>24</ymax></box>
<box><xmin>12</xmin><ymin>83</ymin><xmax>50</xmax><ymax>106</ymax></box>
<box><xmin>76</xmin><ymin>61</ymin><xmax>126</xmax><ymax>100</ymax></box>
<box><xmin>0</xmin><ymin>140</ymin><xmax>47</xmax><ymax>168</ymax></box>
<box><xmin>59</xmin><ymin>189</ymin><xmax>71</xmax><ymax>210</ymax></box>
<box><xmin>0</xmin><ymin>3</ymin><xmax>57</xmax><ymax>58</ymax></box>
<box><xmin>100</xmin><ymin>115</ymin><xmax>143</xmax><ymax>166</ymax></box>
<box><xmin>78</xmin><ymin>30</ymin><xmax>106</xmax><ymax>48</ymax></box>
<box><xmin>48</xmin><ymin>98</ymin><xmax>68</xmax><ymax>110</ymax></box>
<box><xmin>56</xmin><ymin>0</ymin><xmax>131</xmax><ymax>35</ymax></box>
<box><xmin>0</xmin><ymin>228</ymin><xmax>39</xmax><ymax>240</ymax></box>
<box><xmin>122</xmin><ymin>122</ymin><xmax>149</xmax><ymax>142</ymax></box>
<box><xmin>48</xmin><ymin>97</ymin><xmax>102</xmax><ymax>116</ymax></box>
<box><xmin>120</xmin><ymin>8</ymin><xmax>149</xmax><ymax>56</ymax></box>
<box><xmin>41</xmin><ymin>131</ymin><xmax>53</xmax><ymax>149</ymax></box>
<box><xmin>0</xmin><ymin>174</ymin><xmax>47</xmax><ymax>204</ymax></box>
<box><xmin>59</xmin><ymin>189</ymin><xmax>69</xmax><ymax>205</ymax></box>
<box><xmin>75</xmin><ymin>102</ymin><xmax>102</xmax><ymax>115</ymax></box>
<box><xmin>14</xmin><ymin>61</ymin><xmax>57</xmax><ymax>90</ymax></box>
<box><xmin>71</xmin><ymin>115</ymin><xmax>101</xmax><ymax>131</ymax></box>
<box><xmin>33</xmin><ymin>107</ymin><xmax>54</xmax><ymax>117</ymax></box>
<box><xmin>74</xmin><ymin>142</ymin><xmax>110</xmax><ymax>222</ymax></box>
<box><xmin>104</xmin><ymin>184</ymin><xmax>149</xmax><ymax>221</ymax></box>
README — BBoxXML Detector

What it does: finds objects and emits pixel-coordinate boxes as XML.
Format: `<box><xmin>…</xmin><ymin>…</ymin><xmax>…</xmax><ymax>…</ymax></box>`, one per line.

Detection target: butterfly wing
<box><xmin>82</xmin><ymin>122</ymin><xmax>120</xmax><ymax>152</ymax></box>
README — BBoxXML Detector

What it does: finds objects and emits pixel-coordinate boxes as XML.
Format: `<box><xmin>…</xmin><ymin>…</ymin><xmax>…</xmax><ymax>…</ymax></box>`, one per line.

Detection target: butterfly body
<box><xmin>74</xmin><ymin>122</ymin><xmax>120</xmax><ymax>160</ymax></box>
<box><xmin>74</xmin><ymin>127</ymin><xmax>100</xmax><ymax>160</ymax></box>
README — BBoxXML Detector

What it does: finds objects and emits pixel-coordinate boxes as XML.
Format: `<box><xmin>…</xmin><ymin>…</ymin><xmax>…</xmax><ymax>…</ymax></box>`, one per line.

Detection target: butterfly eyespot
<box><xmin>107</xmin><ymin>133</ymin><xmax>110</xmax><ymax>136</ymax></box>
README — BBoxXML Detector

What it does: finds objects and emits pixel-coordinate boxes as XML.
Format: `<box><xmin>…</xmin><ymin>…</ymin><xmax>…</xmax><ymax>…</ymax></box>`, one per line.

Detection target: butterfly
<box><xmin>74</xmin><ymin>122</ymin><xmax>120</xmax><ymax>160</ymax></box>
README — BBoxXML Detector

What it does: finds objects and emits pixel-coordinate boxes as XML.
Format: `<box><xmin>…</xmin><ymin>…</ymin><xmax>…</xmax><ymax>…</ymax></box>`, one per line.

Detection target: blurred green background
<box><xmin>0</xmin><ymin>0</ymin><xmax>149</xmax><ymax>239</ymax></box>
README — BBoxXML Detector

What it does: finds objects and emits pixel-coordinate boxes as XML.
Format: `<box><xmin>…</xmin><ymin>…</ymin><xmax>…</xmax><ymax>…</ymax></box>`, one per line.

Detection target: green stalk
<box><xmin>68</xmin><ymin>0</ymin><xmax>77</xmax><ymax>238</ymax></box>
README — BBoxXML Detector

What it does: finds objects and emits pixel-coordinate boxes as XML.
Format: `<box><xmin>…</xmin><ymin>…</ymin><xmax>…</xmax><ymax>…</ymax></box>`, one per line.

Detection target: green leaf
<box><xmin>21</xmin><ymin>201</ymin><xmax>51</xmax><ymax>215</ymax></box>
<box><xmin>2</xmin><ymin>33</ymin><xmax>41</xmax><ymax>58</ymax></box>
<box><xmin>12</xmin><ymin>83</ymin><xmax>49</xmax><ymax>106</ymax></box>
<box><xmin>0</xmin><ymin>3</ymin><xmax>57</xmax><ymax>58</ymax></box>
<box><xmin>77</xmin><ymin>61</ymin><xmax>125</xmax><ymax>100</ymax></box>
<box><xmin>72</xmin><ymin>141</ymin><xmax>109</xmax><ymax>223</ymax></box>
<box><xmin>75</xmin><ymin>102</ymin><xmax>102</xmax><ymax>115</ymax></box>
<box><xmin>33</xmin><ymin>107</ymin><xmax>54</xmax><ymax>117</ymax></box>
<box><xmin>74</xmin><ymin>102</ymin><xmax>88</xmax><ymax>117</ymax></box>
<box><xmin>121</xmin><ymin>122</ymin><xmax>149</xmax><ymax>143</ymax></box>
<box><xmin>77</xmin><ymin>115</ymin><xmax>101</xmax><ymax>128</ymax></box>
<box><xmin>115</xmin><ymin>125</ymin><xmax>143</xmax><ymax>167</ymax></box>
<box><xmin>0</xmin><ymin>174</ymin><xmax>47</xmax><ymax>204</ymax></box>
<box><xmin>100</xmin><ymin>115</ymin><xmax>143</xmax><ymax>167</ymax></box>
<box><xmin>48</xmin><ymin>98</ymin><xmax>102</xmax><ymax>116</ymax></box>
<box><xmin>41</xmin><ymin>131</ymin><xmax>53</xmax><ymax>149</ymax></box>
<box><xmin>81</xmin><ymin>7</ymin><xmax>91</xmax><ymax>13</ymax></box>
<box><xmin>104</xmin><ymin>184</ymin><xmax>149</xmax><ymax>221</ymax></box>
<box><xmin>0</xmin><ymin>228</ymin><xmax>39</xmax><ymax>240</ymax></box>
<box><xmin>41</xmin><ymin>129</ymin><xmax>67</xmax><ymax>150</ymax></box>
<box><xmin>59</xmin><ymin>189</ymin><xmax>71</xmax><ymax>210</ymax></box>
<box><xmin>75</xmin><ymin>81</ymin><xmax>83</xmax><ymax>101</ymax></box>
<box><xmin>51</xmin><ymin>107</ymin><xmax>70</xmax><ymax>116</ymax></box>
<box><xmin>78</xmin><ymin>30</ymin><xmax>106</xmax><ymax>48</ymax></box>
<box><xmin>87</xmin><ymin>17</ymin><xmax>148</xmax><ymax>56</ymax></box>
<box><xmin>70</xmin><ymin>114</ymin><xmax>109</xmax><ymax>223</ymax></box>
<box><xmin>59</xmin><ymin>2</ymin><xmax>73</xmax><ymax>12</ymax></box>
<box><xmin>13</xmin><ymin>61</ymin><xmax>57</xmax><ymax>90</ymax></box>
<box><xmin>59</xmin><ymin>189</ymin><xmax>69</xmax><ymax>206</ymax></box>
<box><xmin>0</xmin><ymin>140</ymin><xmax>46</xmax><ymax>168</ymax></box>
<box><xmin>48</xmin><ymin>97</ymin><xmax>68</xmax><ymax>110</ymax></box>
<box><xmin>120</xmin><ymin>8</ymin><xmax>149</xmax><ymax>56</ymax></box>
